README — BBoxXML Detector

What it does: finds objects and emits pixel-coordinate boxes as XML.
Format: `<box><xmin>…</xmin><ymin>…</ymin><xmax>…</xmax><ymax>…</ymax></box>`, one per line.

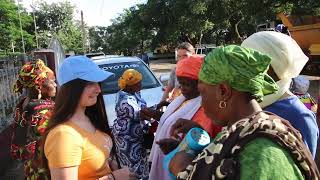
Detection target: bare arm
<box><xmin>161</xmin><ymin>68</ymin><xmax>176</xmax><ymax>101</ymax></box>
<box><xmin>170</xmin><ymin>118</ymin><xmax>202</xmax><ymax>138</ymax></box>
<box><xmin>169</xmin><ymin>151</ymin><xmax>194</xmax><ymax>176</ymax></box>
<box><xmin>99</xmin><ymin>167</ymin><xmax>136</xmax><ymax>180</ymax></box>
<box><xmin>50</xmin><ymin>166</ymin><xmax>78</xmax><ymax>180</ymax></box>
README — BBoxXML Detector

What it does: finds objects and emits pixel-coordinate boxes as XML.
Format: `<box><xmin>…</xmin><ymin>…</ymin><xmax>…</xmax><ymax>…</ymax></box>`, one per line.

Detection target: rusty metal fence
<box><xmin>0</xmin><ymin>55</ymin><xmax>26</xmax><ymax>132</ymax></box>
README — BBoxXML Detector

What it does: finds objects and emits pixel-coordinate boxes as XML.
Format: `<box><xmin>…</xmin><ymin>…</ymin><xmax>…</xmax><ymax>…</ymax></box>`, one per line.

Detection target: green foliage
<box><xmin>57</xmin><ymin>21</ymin><xmax>83</xmax><ymax>53</ymax></box>
<box><xmin>2</xmin><ymin>0</ymin><xmax>317</xmax><ymax>55</ymax></box>
<box><xmin>89</xmin><ymin>4</ymin><xmax>155</xmax><ymax>55</ymax></box>
<box><xmin>34</xmin><ymin>1</ymin><xmax>83</xmax><ymax>54</ymax></box>
<box><xmin>0</xmin><ymin>0</ymin><xmax>34</xmax><ymax>53</ymax></box>
<box><xmin>95</xmin><ymin>0</ymin><xmax>319</xmax><ymax>54</ymax></box>
<box><xmin>88</xmin><ymin>26</ymin><xmax>110</xmax><ymax>53</ymax></box>
<box><xmin>0</xmin><ymin>0</ymin><xmax>84</xmax><ymax>54</ymax></box>
<box><xmin>35</xmin><ymin>1</ymin><xmax>74</xmax><ymax>32</ymax></box>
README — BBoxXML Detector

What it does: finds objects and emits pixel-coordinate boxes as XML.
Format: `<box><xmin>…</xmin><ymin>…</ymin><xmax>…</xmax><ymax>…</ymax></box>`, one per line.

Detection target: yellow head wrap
<box><xmin>118</xmin><ymin>69</ymin><xmax>142</xmax><ymax>89</ymax></box>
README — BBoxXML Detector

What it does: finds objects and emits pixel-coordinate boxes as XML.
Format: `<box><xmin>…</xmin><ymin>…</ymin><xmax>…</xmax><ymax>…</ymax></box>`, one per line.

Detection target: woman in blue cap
<box><xmin>41</xmin><ymin>56</ymin><xmax>136</xmax><ymax>180</ymax></box>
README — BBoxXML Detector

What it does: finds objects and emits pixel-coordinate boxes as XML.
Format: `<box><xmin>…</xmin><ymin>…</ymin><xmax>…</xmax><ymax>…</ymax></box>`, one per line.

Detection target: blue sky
<box><xmin>21</xmin><ymin>0</ymin><xmax>146</xmax><ymax>26</ymax></box>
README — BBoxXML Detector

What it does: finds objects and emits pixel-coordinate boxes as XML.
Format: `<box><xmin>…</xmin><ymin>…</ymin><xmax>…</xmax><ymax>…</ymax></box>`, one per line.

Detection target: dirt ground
<box><xmin>149</xmin><ymin>58</ymin><xmax>176</xmax><ymax>78</ymax></box>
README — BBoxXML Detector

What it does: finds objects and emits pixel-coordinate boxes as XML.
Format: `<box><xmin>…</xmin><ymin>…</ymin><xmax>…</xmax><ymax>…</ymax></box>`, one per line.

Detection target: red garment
<box><xmin>10</xmin><ymin>98</ymin><xmax>54</xmax><ymax>179</ymax></box>
<box><xmin>192</xmin><ymin>107</ymin><xmax>222</xmax><ymax>138</ymax></box>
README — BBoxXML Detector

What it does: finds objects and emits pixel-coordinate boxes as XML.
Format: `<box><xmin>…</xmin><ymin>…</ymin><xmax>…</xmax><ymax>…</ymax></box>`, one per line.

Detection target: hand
<box><xmin>140</xmin><ymin>108</ymin><xmax>163</xmax><ymax>121</ymax></box>
<box><xmin>170</xmin><ymin>118</ymin><xmax>202</xmax><ymax>139</ymax></box>
<box><xmin>156</xmin><ymin>138</ymin><xmax>180</xmax><ymax>155</ymax></box>
<box><xmin>139</xmin><ymin>108</ymin><xmax>150</xmax><ymax>120</ymax></box>
<box><xmin>157</xmin><ymin>100</ymin><xmax>170</xmax><ymax>109</ymax></box>
<box><xmin>169</xmin><ymin>151</ymin><xmax>194</xmax><ymax>176</ymax></box>
<box><xmin>112</xmin><ymin>167</ymin><xmax>136</xmax><ymax>180</ymax></box>
<box><xmin>140</xmin><ymin>108</ymin><xmax>153</xmax><ymax>120</ymax></box>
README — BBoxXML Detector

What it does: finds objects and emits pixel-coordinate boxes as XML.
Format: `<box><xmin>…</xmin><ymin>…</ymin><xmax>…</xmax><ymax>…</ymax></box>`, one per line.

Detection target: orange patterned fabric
<box><xmin>176</xmin><ymin>55</ymin><xmax>204</xmax><ymax>80</ymax></box>
<box><xmin>14</xmin><ymin>59</ymin><xmax>54</xmax><ymax>95</ymax></box>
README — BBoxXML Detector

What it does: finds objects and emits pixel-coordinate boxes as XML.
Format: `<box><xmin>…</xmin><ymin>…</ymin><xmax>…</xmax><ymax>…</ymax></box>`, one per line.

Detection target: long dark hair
<box><xmin>41</xmin><ymin>79</ymin><xmax>112</xmax><ymax>171</ymax></box>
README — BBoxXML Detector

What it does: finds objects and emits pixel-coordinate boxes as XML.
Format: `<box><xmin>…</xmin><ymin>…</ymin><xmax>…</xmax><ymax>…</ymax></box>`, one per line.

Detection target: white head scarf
<box><xmin>241</xmin><ymin>31</ymin><xmax>309</xmax><ymax>107</ymax></box>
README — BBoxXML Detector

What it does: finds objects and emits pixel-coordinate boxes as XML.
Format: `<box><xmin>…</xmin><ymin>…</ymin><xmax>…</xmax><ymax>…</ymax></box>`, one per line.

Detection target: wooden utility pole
<box><xmin>81</xmin><ymin>10</ymin><xmax>86</xmax><ymax>54</ymax></box>
<box><xmin>31</xmin><ymin>1</ymin><xmax>39</xmax><ymax>49</ymax></box>
<box><xmin>17</xmin><ymin>0</ymin><xmax>25</xmax><ymax>53</ymax></box>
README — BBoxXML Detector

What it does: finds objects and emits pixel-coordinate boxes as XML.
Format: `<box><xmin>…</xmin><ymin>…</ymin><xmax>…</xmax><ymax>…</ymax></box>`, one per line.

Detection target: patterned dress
<box><xmin>112</xmin><ymin>91</ymin><xmax>149</xmax><ymax>180</ymax></box>
<box><xmin>176</xmin><ymin>111</ymin><xmax>319</xmax><ymax>180</ymax></box>
<box><xmin>10</xmin><ymin>98</ymin><xmax>54</xmax><ymax>180</ymax></box>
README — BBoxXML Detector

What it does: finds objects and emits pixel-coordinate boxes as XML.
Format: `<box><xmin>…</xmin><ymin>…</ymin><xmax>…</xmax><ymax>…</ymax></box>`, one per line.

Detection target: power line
<box><xmin>31</xmin><ymin>0</ymin><xmax>39</xmax><ymax>49</ymax></box>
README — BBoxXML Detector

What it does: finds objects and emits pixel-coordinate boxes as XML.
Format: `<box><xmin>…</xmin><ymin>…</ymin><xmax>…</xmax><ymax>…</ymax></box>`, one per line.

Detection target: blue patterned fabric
<box><xmin>112</xmin><ymin>91</ymin><xmax>149</xmax><ymax>179</ymax></box>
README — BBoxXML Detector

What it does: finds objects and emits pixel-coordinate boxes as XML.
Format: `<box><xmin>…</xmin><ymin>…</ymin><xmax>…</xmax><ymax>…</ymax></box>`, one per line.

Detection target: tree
<box><xmin>103</xmin><ymin>0</ymin><xmax>214</xmax><ymax>54</ymax></box>
<box><xmin>0</xmin><ymin>0</ymin><xmax>34</xmax><ymax>53</ymax></box>
<box><xmin>57</xmin><ymin>21</ymin><xmax>83</xmax><ymax>53</ymax></box>
<box><xmin>203</xmin><ymin>0</ymin><xmax>320</xmax><ymax>44</ymax></box>
<box><xmin>93</xmin><ymin>5</ymin><xmax>155</xmax><ymax>55</ymax></box>
<box><xmin>89</xmin><ymin>26</ymin><xmax>107</xmax><ymax>53</ymax></box>
<box><xmin>141</xmin><ymin>0</ymin><xmax>213</xmax><ymax>48</ymax></box>
<box><xmin>98</xmin><ymin>0</ymin><xmax>320</xmax><ymax>54</ymax></box>
<box><xmin>35</xmin><ymin>1</ymin><xmax>74</xmax><ymax>32</ymax></box>
<box><xmin>34</xmin><ymin>1</ymin><xmax>83</xmax><ymax>53</ymax></box>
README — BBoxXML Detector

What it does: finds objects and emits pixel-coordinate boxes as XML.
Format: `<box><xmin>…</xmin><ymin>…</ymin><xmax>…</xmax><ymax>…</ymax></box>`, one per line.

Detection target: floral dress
<box><xmin>10</xmin><ymin>98</ymin><xmax>54</xmax><ymax>180</ymax></box>
<box><xmin>112</xmin><ymin>91</ymin><xmax>149</xmax><ymax>180</ymax></box>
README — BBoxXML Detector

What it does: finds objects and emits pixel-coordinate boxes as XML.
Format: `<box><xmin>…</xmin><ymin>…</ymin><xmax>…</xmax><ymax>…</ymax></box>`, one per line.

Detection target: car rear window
<box><xmin>99</xmin><ymin>61</ymin><xmax>161</xmax><ymax>94</ymax></box>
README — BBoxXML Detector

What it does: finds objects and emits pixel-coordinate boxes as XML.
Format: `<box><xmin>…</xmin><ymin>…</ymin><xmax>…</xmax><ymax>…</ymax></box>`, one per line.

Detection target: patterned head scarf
<box><xmin>14</xmin><ymin>59</ymin><xmax>54</xmax><ymax>98</ymax></box>
<box><xmin>199</xmin><ymin>45</ymin><xmax>278</xmax><ymax>102</ymax></box>
<box><xmin>176</xmin><ymin>55</ymin><xmax>204</xmax><ymax>80</ymax></box>
<box><xmin>118</xmin><ymin>69</ymin><xmax>142</xmax><ymax>89</ymax></box>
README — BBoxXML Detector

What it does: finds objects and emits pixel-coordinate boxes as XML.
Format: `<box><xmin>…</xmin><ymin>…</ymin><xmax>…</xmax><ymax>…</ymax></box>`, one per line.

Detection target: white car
<box><xmin>93</xmin><ymin>56</ymin><xmax>164</xmax><ymax>127</ymax></box>
<box><xmin>195</xmin><ymin>44</ymin><xmax>217</xmax><ymax>55</ymax></box>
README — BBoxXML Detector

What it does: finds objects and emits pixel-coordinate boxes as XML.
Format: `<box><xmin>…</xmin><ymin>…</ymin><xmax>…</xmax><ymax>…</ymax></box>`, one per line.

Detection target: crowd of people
<box><xmin>1</xmin><ymin>30</ymin><xmax>320</xmax><ymax>180</ymax></box>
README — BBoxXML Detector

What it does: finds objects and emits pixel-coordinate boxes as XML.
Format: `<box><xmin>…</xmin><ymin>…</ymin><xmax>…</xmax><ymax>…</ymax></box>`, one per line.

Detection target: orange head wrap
<box><xmin>176</xmin><ymin>55</ymin><xmax>204</xmax><ymax>80</ymax></box>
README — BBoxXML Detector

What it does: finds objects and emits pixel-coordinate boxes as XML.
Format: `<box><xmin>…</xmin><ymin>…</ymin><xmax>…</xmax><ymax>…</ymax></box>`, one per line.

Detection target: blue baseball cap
<box><xmin>58</xmin><ymin>56</ymin><xmax>114</xmax><ymax>86</ymax></box>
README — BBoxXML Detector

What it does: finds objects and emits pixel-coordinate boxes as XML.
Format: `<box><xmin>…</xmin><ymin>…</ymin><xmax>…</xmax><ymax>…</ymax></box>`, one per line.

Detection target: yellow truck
<box><xmin>277</xmin><ymin>13</ymin><xmax>320</xmax><ymax>75</ymax></box>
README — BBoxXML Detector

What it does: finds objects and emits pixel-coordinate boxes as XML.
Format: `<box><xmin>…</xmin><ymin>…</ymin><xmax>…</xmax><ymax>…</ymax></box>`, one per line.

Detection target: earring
<box><xmin>219</xmin><ymin>101</ymin><xmax>227</xmax><ymax>109</ymax></box>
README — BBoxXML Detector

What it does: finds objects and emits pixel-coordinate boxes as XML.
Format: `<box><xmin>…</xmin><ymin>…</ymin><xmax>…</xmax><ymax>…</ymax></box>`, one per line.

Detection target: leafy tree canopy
<box><xmin>94</xmin><ymin>0</ymin><xmax>319</xmax><ymax>55</ymax></box>
<box><xmin>0</xmin><ymin>0</ymin><xmax>34</xmax><ymax>53</ymax></box>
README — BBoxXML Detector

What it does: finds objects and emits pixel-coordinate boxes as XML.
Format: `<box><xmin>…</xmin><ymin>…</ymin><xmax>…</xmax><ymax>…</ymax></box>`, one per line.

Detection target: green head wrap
<box><xmin>199</xmin><ymin>45</ymin><xmax>278</xmax><ymax>102</ymax></box>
